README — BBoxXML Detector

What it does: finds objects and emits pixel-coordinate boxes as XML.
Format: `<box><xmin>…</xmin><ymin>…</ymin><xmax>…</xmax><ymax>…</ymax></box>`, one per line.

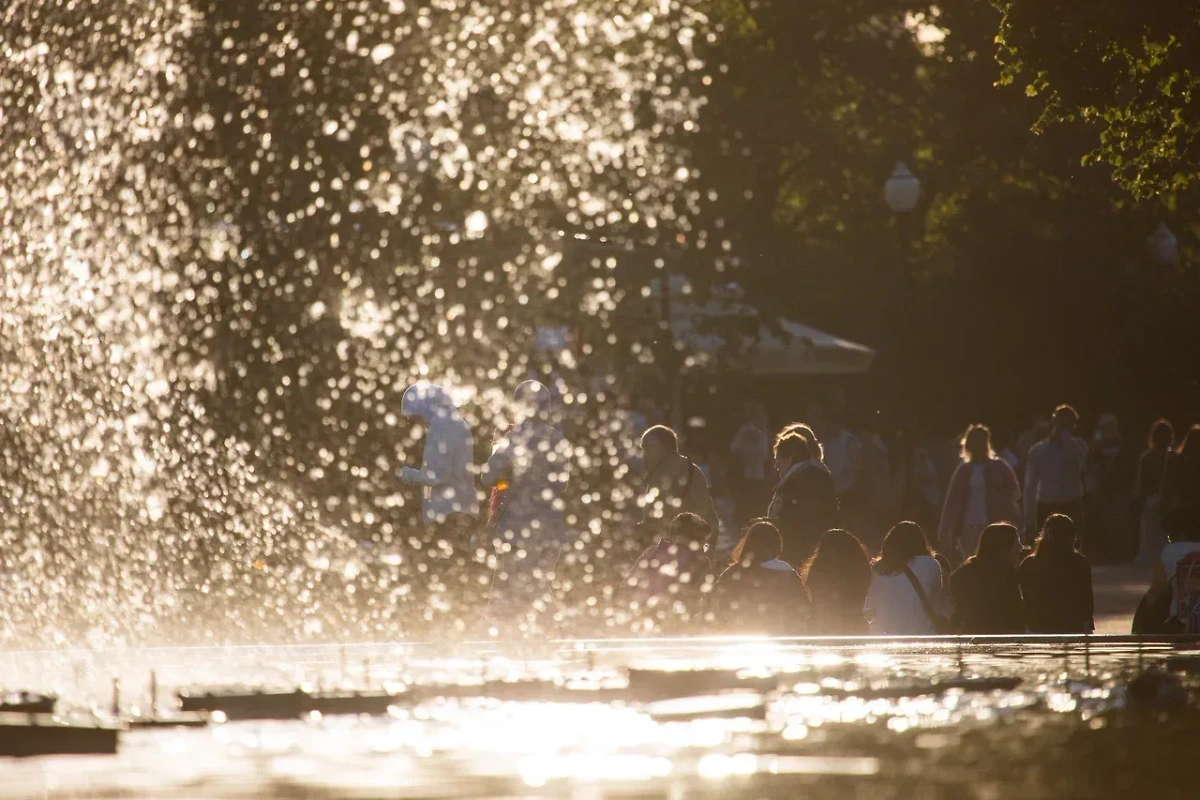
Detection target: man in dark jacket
<box><xmin>638</xmin><ymin>425</ymin><xmax>721</xmax><ymax>537</ymax></box>
<box><xmin>767</xmin><ymin>432</ymin><xmax>840</xmax><ymax>567</ymax></box>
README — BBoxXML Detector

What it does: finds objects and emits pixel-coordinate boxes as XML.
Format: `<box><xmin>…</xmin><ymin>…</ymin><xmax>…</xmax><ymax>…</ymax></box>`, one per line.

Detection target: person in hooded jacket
<box><xmin>767</xmin><ymin>430</ymin><xmax>839</xmax><ymax>567</ymax></box>
<box><xmin>707</xmin><ymin>520</ymin><xmax>810</xmax><ymax>635</ymax></box>
<box><xmin>399</xmin><ymin>383</ymin><xmax>480</xmax><ymax>540</ymax></box>
<box><xmin>480</xmin><ymin>381</ymin><xmax>572</xmax><ymax>633</ymax></box>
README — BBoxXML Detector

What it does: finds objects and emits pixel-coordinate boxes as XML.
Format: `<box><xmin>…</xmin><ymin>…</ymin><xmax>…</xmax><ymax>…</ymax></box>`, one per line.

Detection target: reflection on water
<box><xmin>2</xmin><ymin>638</ymin><xmax>1198</xmax><ymax>798</ymax></box>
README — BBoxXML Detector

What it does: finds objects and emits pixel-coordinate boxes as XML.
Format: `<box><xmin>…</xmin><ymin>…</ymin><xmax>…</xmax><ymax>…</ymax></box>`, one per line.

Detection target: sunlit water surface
<box><xmin>3</xmin><ymin>638</ymin><xmax>1198</xmax><ymax>798</ymax></box>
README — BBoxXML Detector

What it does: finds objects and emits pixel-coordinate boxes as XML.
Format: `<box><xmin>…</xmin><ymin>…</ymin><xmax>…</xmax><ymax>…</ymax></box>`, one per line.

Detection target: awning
<box><xmin>652</xmin><ymin>278</ymin><xmax>875</xmax><ymax>376</ymax></box>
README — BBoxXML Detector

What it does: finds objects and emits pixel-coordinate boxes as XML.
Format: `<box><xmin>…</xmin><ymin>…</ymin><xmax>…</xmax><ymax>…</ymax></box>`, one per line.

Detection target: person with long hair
<box><xmin>767</xmin><ymin>430</ymin><xmax>840</xmax><ymax>567</ymax></box>
<box><xmin>1162</xmin><ymin>425</ymin><xmax>1200</xmax><ymax>517</ymax></box>
<box><xmin>1134</xmin><ymin>419</ymin><xmax>1175</xmax><ymax>565</ymax></box>
<box><xmin>1017</xmin><ymin>514</ymin><xmax>1094</xmax><ymax>633</ymax></box>
<box><xmin>802</xmin><ymin>529</ymin><xmax>871</xmax><ymax>635</ymax></box>
<box><xmin>938</xmin><ymin>424</ymin><xmax>1021</xmax><ymax>561</ymax></box>
<box><xmin>864</xmin><ymin>521</ymin><xmax>947</xmax><ymax>634</ymax></box>
<box><xmin>948</xmin><ymin>523</ymin><xmax>1024</xmax><ymax>634</ymax></box>
<box><xmin>776</xmin><ymin>421</ymin><xmax>824</xmax><ymax>463</ymax></box>
<box><xmin>708</xmin><ymin>520</ymin><xmax>810</xmax><ymax>634</ymax></box>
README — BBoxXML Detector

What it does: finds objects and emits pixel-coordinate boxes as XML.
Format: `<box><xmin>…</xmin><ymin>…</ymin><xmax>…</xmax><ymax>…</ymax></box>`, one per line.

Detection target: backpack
<box><xmin>1174</xmin><ymin>550</ymin><xmax>1200</xmax><ymax>634</ymax></box>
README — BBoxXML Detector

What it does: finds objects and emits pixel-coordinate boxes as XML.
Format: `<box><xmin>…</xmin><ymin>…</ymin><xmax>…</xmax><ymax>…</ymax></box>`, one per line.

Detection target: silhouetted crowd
<box><xmin>628</xmin><ymin>403</ymin><xmax>1200</xmax><ymax>637</ymax></box>
<box><xmin>627</xmin><ymin>415</ymin><xmax>1096</xmax><ymax>637</ymax></box>
<box><xmin>400</xmin><ymin>381</ymin><xmax>1200</xmax><ymax>637</ymax></box>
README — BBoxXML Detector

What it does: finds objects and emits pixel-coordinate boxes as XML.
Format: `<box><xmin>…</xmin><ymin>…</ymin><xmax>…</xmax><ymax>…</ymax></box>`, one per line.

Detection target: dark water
<box><xmin>3</xmin><ymin>637</ymin><xmax>1198</xmax><ymax>798</ymax></box>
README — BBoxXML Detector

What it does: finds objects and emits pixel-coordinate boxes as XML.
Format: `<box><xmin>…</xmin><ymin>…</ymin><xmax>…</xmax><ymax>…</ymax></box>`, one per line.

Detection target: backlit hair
<box><xmin>960</xmin><ymin>423</ymin><xmax>995</xmax><ymax>463</ymax></box>
<box><xmin>1030</xmin><ymin>514</ymin><xmax>1078</xmax><ymax>560</ymax></box>
<box><xmin>1053</xmin><ymin>404</ymin><xmax>1079</xmax><ymax>424</ymax></box>
<box><xmin>729</xmin><ymin>519</ymin><xmax>783</xmax><ymax>566</ymax></box>
<box><xmin>775</xmin><ymin>422</ymin><xmax>823</xmax><ymax>462</ymax></box>
<box><xmin>875</xmin><ymin>521</ymin><xmax>933</xmax><ymax>574</ymax></box>
<box><xmin>1148</xmin><ymin>418</ymin><xmax>1174</xmax><ymax>451</ymax></box>
<box><xmin>773</xmin><ymin>432</ymin><xmax>812</xmax><ymax>466</ymax></box>
<box><xmin>641</xmin><ymin>425</ymin><xmax>679</xmax><ymax>453</ymax></box>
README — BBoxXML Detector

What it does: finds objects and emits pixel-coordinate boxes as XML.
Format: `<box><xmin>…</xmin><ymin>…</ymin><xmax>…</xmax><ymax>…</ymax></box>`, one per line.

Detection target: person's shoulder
<box><xmin>778</xmin><ymin>464</ymin><xmax>807</xmax><ymax>489</ymax></box>
<box><xmin>775</xmin><ymin>563</ymin><xmax>809</xmax><ymax>594</ymax></box>
<box><xmin>1163</xmin><ymin>541</ymin><xmax>1200</xmax><ymax>559</ymax></box>
<box><xmin>910</xmin><ymin>554</ymin><xmax>941</xmax><ymax>576</ymax></box>
<box><xmin>637</xmin><ymin>541</ymin><xmax>665</xmax><ymax>564</ymax></box>
<box><xmin>950</xmin><ymin>558</ymin><xmax>978</xmax><ymax>580</ymax></box>
<box><xmin>714</xmin><ymin>563</ymin><xmax>738</xmax><ymax>584</ymax></box>
<box><xmin>869</xmin><ymin>565</ymin><xmax>900</xmax><ymax>584</ymax></box>
<box><xmin>804</xmin><ymin>464</ymin><xmax>834</xmax><ymax>485</ymax></box>
<box><xmin>988</xmin><ymin>456</ymin><xmax>1016</xmax><ymax>474</ymax></box>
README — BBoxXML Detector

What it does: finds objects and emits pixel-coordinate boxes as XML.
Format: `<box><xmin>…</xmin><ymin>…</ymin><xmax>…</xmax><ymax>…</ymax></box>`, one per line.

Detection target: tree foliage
<box><xmin>689</xmin><ymin>0</ymin><xmax>1200</xmax><ymax>430</ymax></box>
<box><xmin>995</xmin><ymin>0</ymin><xmax>1200</xmax><ymax>199</ymax></box>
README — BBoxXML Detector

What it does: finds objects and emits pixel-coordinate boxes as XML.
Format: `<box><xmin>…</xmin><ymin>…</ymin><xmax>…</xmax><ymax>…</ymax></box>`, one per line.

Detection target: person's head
<box><xmin>776</xmin><ymin>422</ymin><xmax>823</xmax><ymax>462</ymax></box>
<box><xmin>640</xmin><ymin>425</ymin><xmax>679</xmax><ymax>471</ymax></box>
<box><xmin>974</xmin><ymin>522</ymin><xmax>1021</xmax><ymax>567</ymax></box>
<box><xmin>513</xmin><ymin>380</ymin><xmax>552</xmax><ymax>424</ymax></box>
<box><xmin>773</xmin><ymin>432</ymin><xmax>812</xmax><ymax>476</ymax></box>
<box><xmin>400</xmin><ymin>382</ymin><xmax>453</xmax><ymax>422</ymax></box>
<box><xmin>1149</xmin><ymin>419</ymin><xmax>1175</xmax><ymax>451</ymax></box>
<box><xmin>1097</xmin><ymin>413</ymin><xmax>1120</xmax><ymax>441</ymax></box>
<box><xmin>1176</xmin><ymin>424</ymin><xmax>1200</xmax><ymax>457</ymax></box>
<box><xmin>876</xmin><ymin>521</ymin><xmax>933</xmax><ymax>573</ymax></box>
<box><xmin>961</xmin><ymin>424</ymin><xmax>994</xmax><ymax>463</ymax></box>
<box><xmin>668</xmin><ymin>512</ymin><xmax>712</xmax><ymax>552</ymax></box>
<box><xmin>803</xmin><ymin>529</ymin><xmax>871</xmax><ymax>599</ymax></box>
<box><xmin>1031</xmin><ymin>513</ymin><xmax>1079</xmax><ymax>560</ymax></box>
<box><xmin>1052</xmin><ymin>404</ymin><xmax>1080</xmax><ymax>435</ymax></box>
<box><xmin>729</xmin><ymin>520</ymin><xmax>783</xmax><ymax>566</ymax></box>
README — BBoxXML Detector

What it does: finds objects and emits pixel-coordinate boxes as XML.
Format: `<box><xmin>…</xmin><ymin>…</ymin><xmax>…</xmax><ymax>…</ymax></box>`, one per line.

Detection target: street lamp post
<box><xmin>1148</xmin><ymin>222</ymin><xmax>1178</xmax><ymax>266</ymax></box>
<box><xmin>883</xmin><ymin>160</ymin><xmax>922</xmax><ymax>424</ymax></box>
<box><xmin>884</xmin><ymin>161</ymin><xmax>921</xmax><ymax>275</ymax></box>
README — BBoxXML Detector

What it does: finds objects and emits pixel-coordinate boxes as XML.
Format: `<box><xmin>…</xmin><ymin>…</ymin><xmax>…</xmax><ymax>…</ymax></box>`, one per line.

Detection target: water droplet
<box><xmin>464</xmin><ymin>210</ymin><xmax>489</xmax><ymax>236</ymax></box>
<box><xmin>370</xmin><ymin>43</ymin><xmax>395</xmax><ymax>63</ymax></box>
